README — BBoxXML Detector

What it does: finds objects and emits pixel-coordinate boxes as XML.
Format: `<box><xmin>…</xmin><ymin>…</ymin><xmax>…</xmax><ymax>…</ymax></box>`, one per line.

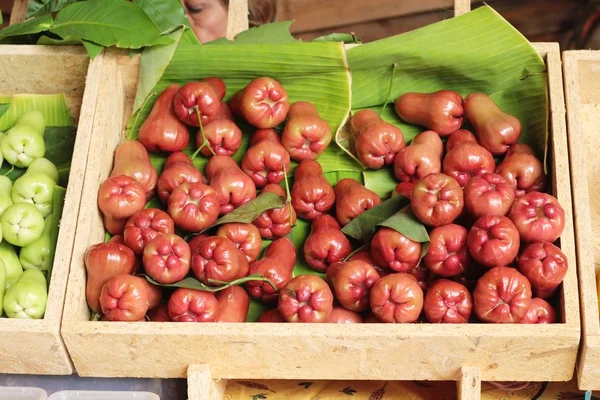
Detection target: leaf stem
<box><xmin>344</xmin><ymin>244</ymin><xmax>367</xmax><ymax>261</ymax></box>
<box><xmin>3</xmin><ymin>165</ymin><xmax>14</xmax><ymax>176</ymax></box>
<box><xmin>193</xmin><ymin>106</ymin><xmax>214</xmax><ymax>158</ymax></box>
<box><xmin>282</xmin><ymin>163</ymin><xmax>294</xmax><ymax>227</ymax></box>
<box><xmin>379</xmin><ymin>62</ymin><xmax>398</xmax><ymax>116</ymax></box>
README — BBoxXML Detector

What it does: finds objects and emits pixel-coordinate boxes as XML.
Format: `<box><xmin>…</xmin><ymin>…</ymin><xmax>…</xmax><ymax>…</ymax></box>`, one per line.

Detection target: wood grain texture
<box><xmin>227</xmin><ymin>0</ymin><xmax>249</xmax><ymax>39</ymax></box>
<box><xmin>458</xmin><ymin>367</ymin><xmax>481</xmax><ymax>400</ymax></box>
<box><xmin>187</xmin><ymin>364</ymin><xmax>228</xmax><ymax>400</ymax></box>
<box><xmin>61</xmin><ymin>46</ymin><xmax>579</xmax><ymax>386</ymax></box>
<box><xmin>277</xmin><ymin>0</ymin><xmax>455</xmax><ymax>33</ymax></box>
<box><xmin>563</xmin><ymin>50</ymin><xmax>600</xmax><ymax>390</ymax></box>
<box><xmin>9</xmin><ymin>0</ymin><xmax>26</xmax><ymax>24</ymax></box>
<box><xmin>453</xmin><ymin>0</ymin><xmax>471</xmax><ymax>16</ymax></box>
<box><xmin>0</xmin><ymin>45</ymin><xmax>98</xmax><ymax>375</ymax></box>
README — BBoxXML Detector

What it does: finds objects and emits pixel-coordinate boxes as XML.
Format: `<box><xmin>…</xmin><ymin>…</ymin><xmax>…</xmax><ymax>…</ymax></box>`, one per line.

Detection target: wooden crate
<box><xmin>563</xmin><ymin>50</ymin><xmax>600</xmax><ymax>390</ymax></box>
<box><xmin>9</xmin><ymin>0</ymin><xmax>26</xmax><ymax>25</ymax></box>
<box><xmin>0</xmin><ymin>45</ymin><xmax>100</xmax><ymax>374</ymax></box>
<box><xmin>60</xmin><ymin>12</ymin><xmax>579</xmax><ymax>400</ymax></box>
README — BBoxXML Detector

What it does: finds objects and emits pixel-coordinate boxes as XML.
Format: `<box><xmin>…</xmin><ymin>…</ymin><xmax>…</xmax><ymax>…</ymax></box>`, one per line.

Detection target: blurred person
<box><xmin>181</xmin><ymin>0</ymin><xmax>276</xmax><ymax>43</ymax></box>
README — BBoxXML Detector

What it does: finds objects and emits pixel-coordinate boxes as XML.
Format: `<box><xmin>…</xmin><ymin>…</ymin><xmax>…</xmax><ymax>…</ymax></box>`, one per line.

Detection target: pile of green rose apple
<box><xmin>0</xmin><ymin>111</ymin><xmax>62</xmax><ymax>319</ymax></box>
<box><xmin>86</xmin><ymin>77</ymin><xmax>566</xmax><ymax>325</ymax></box>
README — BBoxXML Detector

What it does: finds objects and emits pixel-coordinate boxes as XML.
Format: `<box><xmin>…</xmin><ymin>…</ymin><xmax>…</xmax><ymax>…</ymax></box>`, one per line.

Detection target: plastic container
<box><xmin>48</xmin><ymin>392</ymin><xmax>159</xmax><ymax>400</ymax></box>
<box><xmin>0</xmin><ymin>387</ymin><xmax>48</xmax><ymax>400</ymax></box>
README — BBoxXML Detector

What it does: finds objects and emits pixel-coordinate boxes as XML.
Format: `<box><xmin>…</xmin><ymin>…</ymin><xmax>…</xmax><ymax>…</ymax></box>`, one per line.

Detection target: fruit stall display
<box><xmin>57</xmin><ymin>6</ymin><xmax>579</xmax><ymax>399</ymax></box>
<box><xmin>0</xmin><ymin>46</ymin><xmax>98</xmax><ymax>375</ymax></box>
<box><xmin>563</xmin><ymin>51</ymin><xmax>600</xmax><ymax>390</ymax></box>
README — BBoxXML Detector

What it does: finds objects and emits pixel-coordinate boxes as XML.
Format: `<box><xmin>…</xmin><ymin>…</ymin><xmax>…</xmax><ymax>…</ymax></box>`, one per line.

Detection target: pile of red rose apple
<box><xmin>85</xmin><ymin>76</ymin><xmax>566</xmax><ymax>325</ymax></box>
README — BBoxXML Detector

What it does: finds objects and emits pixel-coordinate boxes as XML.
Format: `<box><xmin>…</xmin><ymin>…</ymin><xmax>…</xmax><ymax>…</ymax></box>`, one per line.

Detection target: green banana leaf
<box><xmin>0</xmin><ymin>93</ymin><xmax>75</xmax><ymax>186</ymax></box>
<box><xmin>121</xmin><ymin>6</ymin><xmax>549</xmax><ymax>322</ymax></box>
<box><xmin>132</xmin><ymin>0</ymin><xmax>189</xmax><ymax>32</ymax></box>
<box><xmin>47</xmin><ymin>186</ymin><xmax>66</xmax><ymax>283</ymax></box>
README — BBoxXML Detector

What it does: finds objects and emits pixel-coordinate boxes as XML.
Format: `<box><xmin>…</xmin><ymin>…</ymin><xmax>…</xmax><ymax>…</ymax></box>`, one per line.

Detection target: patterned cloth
<box><xmin>224</xmin><ymin>379</ymin><xmax>598</xmax><ymax>399</ymax></box>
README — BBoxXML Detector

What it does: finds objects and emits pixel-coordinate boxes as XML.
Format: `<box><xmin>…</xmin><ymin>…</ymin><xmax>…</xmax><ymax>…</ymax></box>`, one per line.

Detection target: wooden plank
<box><xmin>9</xmin><ymin>0</ymin><xmax>27</xmax><ymax>25</ymax></box>
<box><xmin>457</xmin><ymin>367</ymin><xmax>481</xmax><ymax>400</ymax></box>
<box><xmin>187</xmin><ymin>364</ymin><xmax>228</xmax><ymax>400</ymax></box>
<box><xmin>454</xmin><ymin>0</ymin><xmax>471</xmax><ymax>16</ymax></box>
<box><xmin>563</xmin><ymin>50</ymin><xmax>600</xmax><ymax>390</ymax></box>
<box><xmin>0</xmin><ymin>45</ymin><xmax>99</xmax><ymax>374</ymax></box>
<box><xmin>227</xmin><ymin>0</ymin><xmax>249</xmax><ymax>39</ymax></box>
<box><xmin>277</xmin><ymin>0</ymin><xmax>455</xmax><ymax>33</ymax></box>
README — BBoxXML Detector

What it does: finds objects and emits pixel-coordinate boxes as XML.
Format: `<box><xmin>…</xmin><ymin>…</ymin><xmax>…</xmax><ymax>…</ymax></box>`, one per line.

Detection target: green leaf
<box><xmin>132</xmin><ymin>27</ymin><xmax>185</xmax><ymax>114</ymax></box>
<box><xmin>233</xmin><ymin>21</ymin><xmax>298</xmax><ymax>44</ymax></box>
<box><xmin>47</xmin><ymin>186</ymin><xmax>66</xmax><ymax>283</ymax></box>
<box><xmin>313</xmin><ymin>33</ymin><xmax>361</xmax><ymax>44</ymax></box>
<box><xmin>0</xmin><ymin>93</ymin><xmax>73</xmax><ymax>130</ymax></box>
<box><xmin>341</xmin><ymin>195</ymin><xmax>409</xmax><ymax>242</ymax></box>
<box><xmin>246</xmin><ymin>300</ymin><xmax>268</xmax><ymax>322</ymax></box>
<box><xmin>0</xmin><ymin>16</ymin><xmax>53</xmax><ymax>40</ymax></box>
<box><xmin>133</xmin><ymin>0</ymin><xmax>189</xmax><ymax>32</ymax></box>
<box><xmin>27</xmin><ymin>0</ymin><xmax>79</xmax><ymax>19</ymax></box>
<box><xmin>37</xmin><ymin>34</ymin><xmax>82</xmax><ymax>45</ymax></box>
<box><xmin>0</xmin><ymin>103</ymin><xmax>10</xmax><ymax>118</ymax></box>
<box><xmin>50</xmin><ymin>0</ymin><xmax>174</xmax><ymax>49</ymax></box>
<box><xmin>345</xmin><ymin>5</ymin><xmax>548</xmax><ymax>160</ymax></box>
<box><xmin>144</xmin><ymin>273</ymin><xmax>277</xmax><ymax>293</ymax></box>
<box><xmin>82</xmin><ymin>39</ymin><xmax>103</xmax><ymax>59</ymax></box>
<box><xmin>363</xmin><ymin>168</ymin><xmax>396</xmax><ymax>199</ymax></box>
<box><xmin>202</xmin><ymin>192</ymin><xmax>287</xmax><ymax>232</ymax></box>
<box><xmin>378</xmin><ymin>205</ymin><xmax>429</xmax><ymax>243</ymax></box>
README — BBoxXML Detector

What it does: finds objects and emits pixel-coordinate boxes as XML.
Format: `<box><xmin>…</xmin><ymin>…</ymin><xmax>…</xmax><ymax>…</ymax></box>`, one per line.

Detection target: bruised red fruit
<box><xmin>467</xmin><ymin>215</ymin><xmax>520</xmax><ymax>268</ymax></box>
<box><xmin>442</xmin><ymin>142</ymin><xmax>495</xmax><ymax>187</ymax></box>
<box><xmin>199</xmin><ymin>119</ymin><xmax>242</xmax><ymax>157</ymax></box>
<box><xmin>258</xmin><ymin>308</ymin><xmax>286</xmax><ymax>322</ymax></box>
<box><xmin>233</xmin><ymin>77</ymin><xmax>289</xmax><ymax>129</ymax></box>
<box><xmin>291</xmin><ymin>159</ymin><xmax>335</xmax><ymax>220</ymax></box>
<box><xmin>518</xmin><ymin>242</ymin><xmax>568</xmax><ymax>299</ymax></box>
<box><xmin>508</xmin><ymin>192</ymin><xmax>565</xmax><ymax>242</ymax></box>
<box><xmin>281</xmin><ymin>102</ymin><xmax>332</xmax><ymax>161</ymax></box>
<box><xmin>464</xmin><ymin>93</ymin><xmax>522</xmax><ymax>155</ymax></box>
<box><xmin>147</xmin><ymin>304</ymin><xmax>170</xmax><ymax>322</ymax></box>
<box><xmin>371</xmin><ymin>227</ymin><xmax>421</xmax><ymax>272</ymax></box>
<box><xmin>394</xmin><ymin>144</ymin><xmax>441</xmax><ymax>183</ymax></box>
<box><xmin>157</xmin><ymin>152</ymin><xmax>203</xmax><ymax>204</ymax></box>
<box><xmin>98</xmin><ymin>175</ymin><xmax>146</xmax><ymax>235</ymax></box>
<box><xmin>278</xmin><ymin>275</ymin><xmax>334</xmax><ymax>323</ymax></box>
<box><xmin>206</xmin><ymin>155</ymin><xmax>257</xmax><ymax>215</ymax></box>
<box><xmin>423</xmin><ymin>279</ymin><xmax>472</xmax><ymax>323</ymax></box>
<box><xmin>216</xmin><ymin>223</ymin><xmax>262</xmax><ymax>263</ymax></box>
<box><xmin>409</xmin><ymin>267</ymin><xmax>430</xmax><ymax>292</ymax></box>
<box><xmin>215</xmin><ymin>286</ymin><xmax>249</xmax><ymax>322</ymax></box>
<box><xmin>411</xmin><ymin>173</ymin><xmax>463</xmax><ymax>227</ymax></box>
<box><xmin>111</xmin><ymin>140</ymin><xmax>158</xmax><ymax>202</ymax></box>
<box><xmin>246</xmin><ymin>237</ymin><xmax>296</xmax><ymax>303</ymax></box>
<box><xmin>335</xmin><ymin>178</ymin><xmax>381</xmax><ymax>226</ymax></box>
<box><xmin>241</xmin><ymin>129</ymin><xmax>291</xmax><ymax>188</ymax></box>
<box><xmin>173</xmin><ymin>78</ymin><xmax>225</xmax><ymax>127</ymax></box>
<box><xmin>394</xmin><ymin>90</ymin><xmax>463</xmax><ymax>136</ymax></box>
<box><xmin>143</xmin><ymin>234</ymin><xmax>191</xmax><ymax>284</ymax></box>
<box><xmin>168</xmin><ymin>288</ymin><xmax>219</xmax><ymax>322</ymax></box>
<box><xmin>473</xmin><ymin>266</ymin><xmax>532</xmax><ymax>323</ymax></box>
<box><xmin>333</xmin><ymin>260</ymin><xmax>381</xmax><ymax>312</ymax></box>
<box><xmin>253</xmin><ymin>184</ymin><xmax>296</xmax><ymax>239</ymax></box>
<box><xmin>412</xmin><ymin>130</ymin><xmax>444</xmax><ymax>159</ymax></box>
<box><xmin>521</xmin><ymin>298</ymin><xmax>557</xmax><ymax>324</ymax></box>
<box><xmin>85</xmin><ymin>242</ymin><xmax>137</xmax><ymax>313</ymax></box>
<box><xmin>446</xmin><ymin>129</ymin><xmax>477</xmax><ymax>153</ymax></box>
<box><xmin>123</xmin><ymin>208</ymin><xmax>175</xmax><ymax>255</ymax></box>
<box><xmin>370</xmin><ymin>273</ymin><xmax>424</xmax><ymax>323</ymax></box>
<box><xmin>424</xmin><ymin>224</ymin><xmax>470</xmax><ymax>277</ymax></box>
<box><xmin>463</xmin><ymin>173</ymin><xmax>515</xmax><ymax>217</ymax></box>
<box><xmin>139</xmin><ymin>84</ymin><xmax>189</xmax><ymax>153</ymax></box>
<box><xmin>496</xmin><ymin>152</ymin><xmax>546</xmax><ymax>196</ymax></box>
<box><xmin>303</xmin><ymin>215</ymin><xmax>351</xmax><ymax>272</ymax></box>
<box><xmin>350</xmin><ymin>109</ymin><xmax>405</xmax><ymax>169</ymax></box>
<box><xmin>190</xmin><ymin>236</ymin><xmax>248</xmax><ymax>285</ymax></box>
<box><xmin>326</xmin><ymin>307</ymin><xmax>363</xmax><ymax>323</ymax></box>
<box><xmin>99</xmin><ymin>274</ymin><xmax>154</xmax><ymax>321</ymax></box>
<box><xmin>167</xmin><ymin>182</ymin><xmax>220</xmax><ymax>232</ymax></box>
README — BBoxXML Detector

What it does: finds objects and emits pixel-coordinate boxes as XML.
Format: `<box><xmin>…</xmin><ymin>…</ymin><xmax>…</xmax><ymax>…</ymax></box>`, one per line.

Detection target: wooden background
<box><xmin>0</xmin><ymin>0</ymin><xmax>596</xmax><ymax>48</ymax></box>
